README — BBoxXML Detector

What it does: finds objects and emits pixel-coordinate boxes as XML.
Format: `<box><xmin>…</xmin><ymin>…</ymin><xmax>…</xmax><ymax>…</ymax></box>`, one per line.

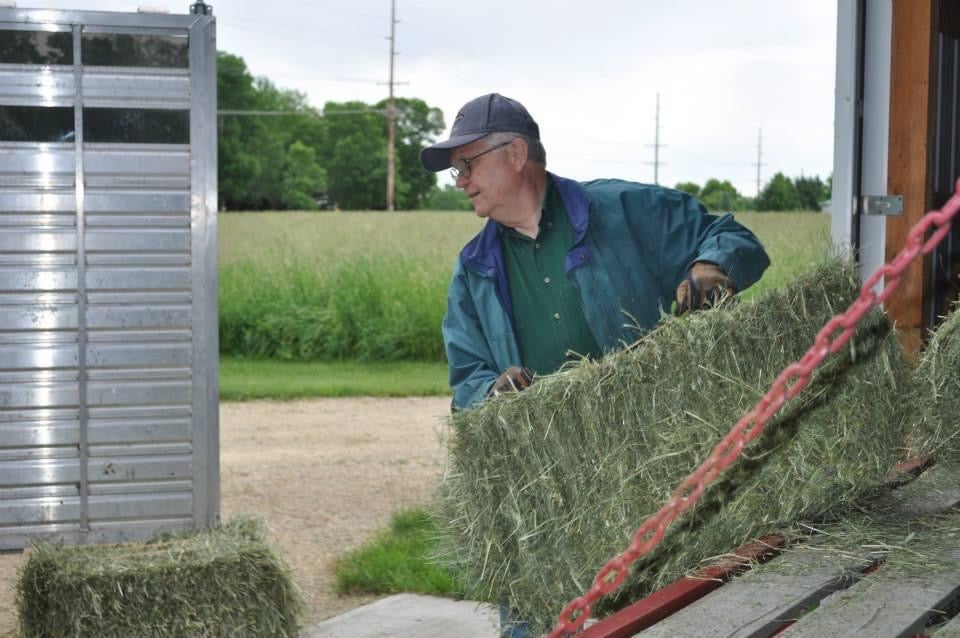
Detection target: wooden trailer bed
<box><xmin>580</xmin><ymin>461</ymin><xmax>960</xmax><ymax>638</ymax></box>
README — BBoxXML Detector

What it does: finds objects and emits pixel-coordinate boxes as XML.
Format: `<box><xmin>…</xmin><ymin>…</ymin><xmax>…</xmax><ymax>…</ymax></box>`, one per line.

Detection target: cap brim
<box><xmin>419</xmin><ymin>132</ymin><xmax>489</xmax><ymax>172</ymax></box>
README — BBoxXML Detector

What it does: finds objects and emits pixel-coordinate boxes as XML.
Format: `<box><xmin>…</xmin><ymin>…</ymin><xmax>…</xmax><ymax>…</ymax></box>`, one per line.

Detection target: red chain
<box><xmin>546</xmin><ymin>179</ymin><xmax>960</xmax><ymax>638</ymax></box>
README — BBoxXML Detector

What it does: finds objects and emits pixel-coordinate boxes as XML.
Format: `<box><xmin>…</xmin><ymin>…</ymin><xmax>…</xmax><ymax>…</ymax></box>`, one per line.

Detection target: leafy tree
<box><xmin>674</xmin><ymin>182</ymin><xmax>701</xmax><ymax>197</ymax></box>
<box><xmin>756</xmin><ymin>172</ymin><xmax>801</xmax><ymax>211</ymax></box>
<box><xmin>318</xmin><ymin>101</ymin><xmax>389</xmax><ymax>210</ymax></box>
<box><xmin>424</xmin><ymin>185</ymin><xmax>473</xmax><ymax>211</ymax></box>
<box><xmin>217</xmin><ymin>51</ymin><xmax>445</xmax><ymax>210</ymax></box>
<box><xmin>218</xmin><ymin>52</ymin><xmax>268</xmax><ymax>210</ymax></box>
<box><xmin>700</xmin><ymin>179</ymin><xmax>741</xmax><ymax>211</ymax></box>
<box><xmin>281</xmin><ymin>141</ymin><xmax>327</xmax><ymax>210</ymax></box>
<box><xmin>378</xmin><ymin>98</ymin><xmax>445</xmax><ymax>209</ymax></box>
<box><xmin>795</xmin><ymin>175</ymin><xmax>829</xmax><ymax>211</ymax></box>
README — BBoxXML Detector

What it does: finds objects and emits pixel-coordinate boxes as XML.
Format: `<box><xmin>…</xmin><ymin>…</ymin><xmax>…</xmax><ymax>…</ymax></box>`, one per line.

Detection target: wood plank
<box><xmin>782</xmin><ymin>564</ymin><xmax>960</xmax><ymax>637</ymax></box>
<box><xmin>580</xmin><ymin>536</ymin><xmax>784</xmax><ymax>638</ymax></box>
<box><xmin>635</xmin><ymin>550</ymin><xmax>870</xmax><ymax>637</ymax></box>
<box><xmin>934</xmin><ymin>611</ymin><xmax>960</xmax><ymax>636</ymax></box>
<box><xmin>886</xmin><ymin>0</ymin><xmax>936</xmax><ymax>355</ymax></box>
<box><xmin>872</xmin><ymin>463</ymin><xmax>960</xmax><ymax>517</ymax></box>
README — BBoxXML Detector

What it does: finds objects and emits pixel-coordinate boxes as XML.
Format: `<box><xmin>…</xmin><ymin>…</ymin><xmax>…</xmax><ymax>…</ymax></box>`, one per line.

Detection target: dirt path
<box><xmin>0</xmin><ymin>396</ymin><xmax>452</xmax><ymax>635</ymax></box>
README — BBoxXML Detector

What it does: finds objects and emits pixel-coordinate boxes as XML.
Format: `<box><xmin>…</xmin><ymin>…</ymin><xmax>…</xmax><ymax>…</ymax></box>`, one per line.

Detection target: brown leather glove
<box><xmin>488</xmin><ymin>366</ymin><xmax>534</xmax><ymax>397</ymax></box>
<box><xmin>675</xmin><ymin>262</ymin><xmax>735</xmax><ymax>316</ymax></box>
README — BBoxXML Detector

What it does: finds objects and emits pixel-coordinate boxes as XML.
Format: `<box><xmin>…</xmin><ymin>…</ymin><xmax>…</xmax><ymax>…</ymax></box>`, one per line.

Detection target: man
<box><xmin>421</xmin><ymin>92</ymin><xmax>770</xmax><ymax>411</ymax></box>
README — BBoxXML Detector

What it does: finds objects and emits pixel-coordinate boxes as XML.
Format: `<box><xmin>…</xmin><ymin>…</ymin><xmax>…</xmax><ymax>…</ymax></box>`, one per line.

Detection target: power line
<box><xmin>217</xmin><ymin>68</ymin><xmax>380</xmax><ymax>84</ymax></box>
<box><xmin>284</xmin><ymin>0</ymin><xmax>385</xmax><ymax>21</ymax></box>
<box><xmin>217</xmin><ymin>109</ymin><xmax>385</xmax><ymax>117</ymax></box>
<box><xmin>226</xmin><ymin>15</ymin><xmax>383</xmax><ymax>40</ymax></box>
<box><xmin>219</xmin><ymin>22</ymin><xmax>385</xmax><ymax>54</ymax></box>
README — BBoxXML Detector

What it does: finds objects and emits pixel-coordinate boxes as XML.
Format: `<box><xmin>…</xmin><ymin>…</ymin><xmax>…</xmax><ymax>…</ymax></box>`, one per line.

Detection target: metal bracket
<box><xmin>862</xmin><ymin>195</ymin><xmax>903</xmax><ymax>216</ymax></box>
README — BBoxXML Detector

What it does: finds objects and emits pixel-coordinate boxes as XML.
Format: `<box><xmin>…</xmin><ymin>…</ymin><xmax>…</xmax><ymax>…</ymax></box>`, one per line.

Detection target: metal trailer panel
<box><xmin>0</xmin><ymin>7</ymin><xmax>217</xmax><ymax>549</ymax></box>
<box><xmin>832</xmin><ymin>0</ymin><xmax>892</xmax><ymax>288</ymax></box>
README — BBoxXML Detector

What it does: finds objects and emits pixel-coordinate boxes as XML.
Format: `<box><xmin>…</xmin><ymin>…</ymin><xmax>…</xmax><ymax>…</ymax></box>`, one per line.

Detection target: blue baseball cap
<box><xmin>420</xmin><ymin>93</ymin><xmax>540</xmax><ymax>172</ymax></box>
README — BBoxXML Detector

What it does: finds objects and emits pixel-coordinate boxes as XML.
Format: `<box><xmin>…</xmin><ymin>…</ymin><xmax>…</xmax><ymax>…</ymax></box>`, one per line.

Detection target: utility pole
<box><xmin>754</xmin><ymin>127</ymin><xmax>766</xmax><ymax>197</ymax></box>
<box><xmin>385</xmin><ymin>0</ymin><xmax>397</xmax><ymax>211</ymax></box>
<box><xmin>645</xmin><ymin>92</ymin><xmax>665</xmax><ymax>185</ymax></box>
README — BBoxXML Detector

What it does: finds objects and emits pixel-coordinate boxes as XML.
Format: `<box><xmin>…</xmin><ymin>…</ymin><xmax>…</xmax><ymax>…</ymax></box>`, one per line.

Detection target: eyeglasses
<box><xmin>449</xmin><ymin>140</ymin><xmax>513</xmax><ymax>179</ymax></box>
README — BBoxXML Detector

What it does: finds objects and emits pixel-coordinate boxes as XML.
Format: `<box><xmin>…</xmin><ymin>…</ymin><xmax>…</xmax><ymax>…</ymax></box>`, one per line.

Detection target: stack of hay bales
<box><xmin>907</xmin><ymin>302</ymin><xmax>960</xmax><ymax>461</ymax></box>
<box><xmin>437</xmin><ymin>260</ymin><xmax>913</xmax><ymax>633</ymax></box>
<box><xmin>16</xmin><ymin>517</ymin><xmax>301</xmax><ymax>638</ymax></box>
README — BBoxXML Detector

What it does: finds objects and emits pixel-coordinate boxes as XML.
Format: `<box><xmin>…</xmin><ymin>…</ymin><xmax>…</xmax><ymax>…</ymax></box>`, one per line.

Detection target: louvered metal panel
<box><xmin>0</xmin><ymin>191</ymin><xmax>77</xmax><ymax>212</ymax></box>
<box><xmin>0</xmin><ymin>67</ymin><xmax>75</xmax><ymax>106</ymax></box>
<box><xmin>82</xmin><ymin>68</ymin><xmax>190</xmax><ymax>109</ymax></box>
<box><xmin>0</xmin><ymin>6</ymin><xmax>217</xmax><ymax>549</ymax></box>
<box><xmin>0</xmin><ymin>231</ymin><xmax>76</xmax><ymax>252</ymax></box>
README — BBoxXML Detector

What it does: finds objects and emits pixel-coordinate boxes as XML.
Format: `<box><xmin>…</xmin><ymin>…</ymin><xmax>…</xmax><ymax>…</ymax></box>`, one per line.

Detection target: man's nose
<box><xmin>455</xmin><ymin>173</ymin><xmax>469</xmax><ymax>188</ymax></box>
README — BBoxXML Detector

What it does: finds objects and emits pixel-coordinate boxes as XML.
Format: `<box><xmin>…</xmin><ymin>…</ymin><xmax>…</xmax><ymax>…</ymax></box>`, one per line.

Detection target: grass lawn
<box><xmin>219</xmin><ymin>357</ymin><xmax>449</xmax><ymax>401</ymax></box>
<box><xmin>333</xmin><ymin>509</ymin><xmax>462</xmax><ymax>597</ymax></box>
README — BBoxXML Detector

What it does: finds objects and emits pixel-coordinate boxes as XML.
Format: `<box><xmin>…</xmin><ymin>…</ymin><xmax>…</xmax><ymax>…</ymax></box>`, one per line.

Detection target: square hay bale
<box><xmin>907</xmin><ymin>302</ymin><xmax>960</xmax><ymax>460</ymax></box>
<box><xmin>16</xmin><ymin>517</ymin><xmax>302</xmax><ymax>638</ymax></box>
<box><xmin>437</xmin><ymin>259</ymin><xmax>913</xmax><ymax>633</ymax></box>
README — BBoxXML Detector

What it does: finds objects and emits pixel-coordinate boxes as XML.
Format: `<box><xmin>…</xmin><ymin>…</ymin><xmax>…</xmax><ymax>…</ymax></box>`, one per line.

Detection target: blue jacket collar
<box><xmin>459</xmin><ymin>173</ymin><xmax>592</xmax><ymax>320</ymax></box>
<box><xmin>459</xmin><ymin>172</ymin><xmax>590</xmax><ymax>274</ymax></box>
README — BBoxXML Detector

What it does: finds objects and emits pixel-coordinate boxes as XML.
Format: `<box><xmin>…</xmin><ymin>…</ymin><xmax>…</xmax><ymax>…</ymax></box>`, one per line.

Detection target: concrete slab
<box><xmin>301</xmin><ymin>594</ymin><xmax>500</xmax><ymax>638</ymax></box>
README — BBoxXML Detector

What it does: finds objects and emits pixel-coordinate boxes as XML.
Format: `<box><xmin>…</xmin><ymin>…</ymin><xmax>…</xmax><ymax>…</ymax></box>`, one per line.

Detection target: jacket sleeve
<box><xmin>630</xmin><ymin>190</ymin><xmax>770</xmax><ymax>292</ymax></box>
<box><xmin>687</xmin><ymin>204</ymin><xmax>770</xmax><ymax>291</ymax></box>
<box><xmin>442</xmin><ymin>264</ymin><xmax>500</xmax><ymax>410</ymax></box>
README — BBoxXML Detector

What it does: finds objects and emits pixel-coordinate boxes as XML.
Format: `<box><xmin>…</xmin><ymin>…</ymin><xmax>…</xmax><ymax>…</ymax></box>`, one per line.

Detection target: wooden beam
<box><xmin>886</xmin><ymin>0</ymin><xmax>937</xmax><ymax>354</ymax></box>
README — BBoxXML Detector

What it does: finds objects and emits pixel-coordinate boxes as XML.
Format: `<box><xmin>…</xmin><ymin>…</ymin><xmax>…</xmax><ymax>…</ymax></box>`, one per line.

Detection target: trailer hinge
<box><xmin>862</xmin><ymin>195</ymin><xmax>903</xmax><ymax>216</ymax></box>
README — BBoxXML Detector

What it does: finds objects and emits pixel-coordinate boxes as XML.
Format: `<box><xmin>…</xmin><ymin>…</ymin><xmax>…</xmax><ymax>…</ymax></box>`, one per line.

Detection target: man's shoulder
<box><xmin>580</xmin><ymin>178</ymin><xmax>677</xmax><ymax>197</ymax></box>
<box><xmin>578</xmin><ymin>178</ymin><xmax>689</xmax><ymax>211</ymax></box>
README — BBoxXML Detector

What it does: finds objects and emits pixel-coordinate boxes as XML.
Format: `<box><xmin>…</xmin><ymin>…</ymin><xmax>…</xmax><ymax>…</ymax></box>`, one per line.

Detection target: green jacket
<box><xmin>443</xmin><ymin>173</ymin><xmax>770</xmax><ymax>409</ymax></box>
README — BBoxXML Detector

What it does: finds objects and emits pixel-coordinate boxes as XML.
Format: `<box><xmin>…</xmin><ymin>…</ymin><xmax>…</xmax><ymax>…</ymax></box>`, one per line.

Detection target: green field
<box><xmin>219</xmin><ymin>358</ymin><xmax>449</xmax><ymax>400</ymax></box>
<box><xmin>219</xmin><ymin>210</ymin><xmax>831</xmax><ymax>364</ymax></box>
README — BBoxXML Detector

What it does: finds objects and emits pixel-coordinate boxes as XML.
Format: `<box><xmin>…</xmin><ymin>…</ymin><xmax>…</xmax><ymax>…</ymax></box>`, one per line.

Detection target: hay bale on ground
<box><xmin>907</xmin><ymin>303</ymin><xmax>960</xmax><ymax>461</ymax></box>
<box><xmin>16</xmin><ymin>517</ymin><xmax>302</xmax><ymax>638</ymax></box>
<box><xmin>437</xmin><ymin>260</ymin><xmax>912</xmax><ymax>633</ymax></box>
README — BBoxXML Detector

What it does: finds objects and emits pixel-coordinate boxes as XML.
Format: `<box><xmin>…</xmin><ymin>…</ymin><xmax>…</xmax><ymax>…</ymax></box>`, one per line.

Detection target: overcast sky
<box><xmin>22</xmin><ymin>0</ymin><xmax>838</xmax><ymax>196</ymax></box>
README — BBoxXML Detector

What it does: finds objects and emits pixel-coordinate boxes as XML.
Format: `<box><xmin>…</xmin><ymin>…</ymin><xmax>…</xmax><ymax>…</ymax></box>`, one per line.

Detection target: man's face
<box><xmin>450</xmin><ymin>137</ymin><xmax>517</xmax><ymax>221</ymax></box>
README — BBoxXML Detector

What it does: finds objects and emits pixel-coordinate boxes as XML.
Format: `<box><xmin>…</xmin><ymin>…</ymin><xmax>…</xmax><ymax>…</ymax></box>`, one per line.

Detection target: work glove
<box><xmin>488</xmin><ymin>366</ymin><xmax>534</xmax><ymax>397</ymax></box>
<box><xmin>675</xmin><ymin>262</ymin><xmax>735</xmax><ymax>316</ymax></box>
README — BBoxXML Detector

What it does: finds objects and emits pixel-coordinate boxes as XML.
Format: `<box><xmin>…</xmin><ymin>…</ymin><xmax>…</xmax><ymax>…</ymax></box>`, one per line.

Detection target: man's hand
<box><xmin>488</xmin><ymin>366</ymin><xmax>534</xmax><ymax>397</ymax></box>
<box><xmin>675</xmin><ymin>262</ymin><xmax>735</xmax><ymax>316</ymax></box>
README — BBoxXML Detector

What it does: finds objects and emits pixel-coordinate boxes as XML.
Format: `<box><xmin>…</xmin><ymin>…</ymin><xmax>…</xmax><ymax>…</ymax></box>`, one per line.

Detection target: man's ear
<box><xmin>506</xmin><ymin>138</ymin><xmax>528</xmax><ymax>171</ymax></box>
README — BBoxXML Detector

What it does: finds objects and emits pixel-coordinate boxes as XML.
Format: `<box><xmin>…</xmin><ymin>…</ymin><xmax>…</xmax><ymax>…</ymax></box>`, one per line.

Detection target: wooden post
<box><xmin>886</xmin><ymin>0</ymin><xmax>937</xmax><ymax>354</ymax></box>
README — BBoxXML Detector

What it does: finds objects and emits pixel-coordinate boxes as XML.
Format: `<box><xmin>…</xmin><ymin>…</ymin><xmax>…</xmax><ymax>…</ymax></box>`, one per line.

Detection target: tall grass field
<box><xmin>220</xmin><ymin>210</ymin><xmax>830</xmax><ymax>362</ymax></box>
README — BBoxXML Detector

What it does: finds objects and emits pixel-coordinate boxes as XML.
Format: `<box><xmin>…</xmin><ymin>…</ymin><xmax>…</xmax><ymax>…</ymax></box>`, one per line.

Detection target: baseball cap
<box><xmin>419</xmin><ymin>93</ymin><xmax>540</xmax><ymax>172</ymax></box>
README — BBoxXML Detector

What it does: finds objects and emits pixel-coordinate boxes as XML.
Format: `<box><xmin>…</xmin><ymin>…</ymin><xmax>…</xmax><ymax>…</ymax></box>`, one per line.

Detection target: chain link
<box><xmin>546</xmin><ymin>179</ymin><xmax>960</xmax><ymax>638</ymax></box>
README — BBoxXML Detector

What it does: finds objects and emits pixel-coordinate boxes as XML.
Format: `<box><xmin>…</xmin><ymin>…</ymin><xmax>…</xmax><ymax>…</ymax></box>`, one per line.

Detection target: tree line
<box><xmin>218</xmin><ymin>51</ymin><xmax>445</xmax><ymax>211</ymax></box>
<box><xmin>676</xmin><ymin>173</ymin><xmax>831</xmax><ymax>212</ymax></box>
<box><xmin>218</xmin><ymin>50</ymin><xmax>830</xmax><ymax>213</ymax></box>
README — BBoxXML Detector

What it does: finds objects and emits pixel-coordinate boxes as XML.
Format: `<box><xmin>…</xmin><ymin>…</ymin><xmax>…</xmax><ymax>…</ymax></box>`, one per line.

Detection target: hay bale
<box><xmin>907</xmin><ymin>303</ymin><xmax>960</xmax><ymax>460</ymax></box>
<box><xmin>16</xmin><ymin>517</ymin><xmax>302</xmax><ymax>638</ymax></box>
<box><xmin>437</xmin><ymin>259</ymin><xmax>912</xmax><ymax>633</ymax></box>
